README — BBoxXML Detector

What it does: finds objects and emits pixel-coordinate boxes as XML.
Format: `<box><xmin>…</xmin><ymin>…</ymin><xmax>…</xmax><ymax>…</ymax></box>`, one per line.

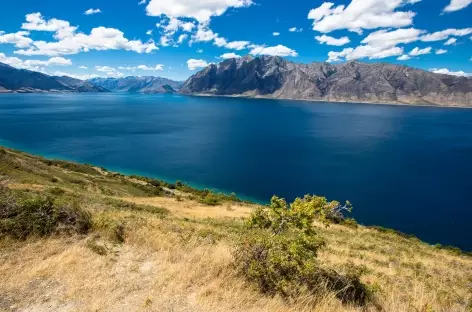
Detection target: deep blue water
<box><xmin>0</xmin><ymin>93</ymin><xmax>471</xmax><ymax>250</ymax></box>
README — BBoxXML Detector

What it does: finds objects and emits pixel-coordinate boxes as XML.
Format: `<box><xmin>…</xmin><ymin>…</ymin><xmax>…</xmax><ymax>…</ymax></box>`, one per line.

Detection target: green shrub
<box><xmin>234</xmin><ymin>195</ymin><xmax>368</xmax><ymax>305</ymax></box>
<box><xmin>41</xmin><ymin>159</ymin><xmax>100</xmax><ymax>175</ymax></box>
<box><xmin>199</xmin><ymin>192</ymin><xmax>222</xmax><ymax>206</ymax></box>
<box><xmin>0</xmin><ymin>186</ymin><xmax>91</xmax><ymax>239</ymax></box>
<box><xmin>48</xmin><ymin>187</ymin><xmax>66</xmax><ymax>196</ymax></box>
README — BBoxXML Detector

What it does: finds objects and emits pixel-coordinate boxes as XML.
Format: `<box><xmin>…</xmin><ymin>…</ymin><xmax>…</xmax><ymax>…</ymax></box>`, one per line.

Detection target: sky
<box><xmin>0</xmin><ymin>0</ymin><xmax>471</xmax><ymax>81</ymax></box>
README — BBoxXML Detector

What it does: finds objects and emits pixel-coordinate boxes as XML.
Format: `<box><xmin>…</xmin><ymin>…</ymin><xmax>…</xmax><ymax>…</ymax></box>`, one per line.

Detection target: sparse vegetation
<box><xmin>0</xmin><ymin>185</ymin><xmax>91</xmax><ymax>239</ymax></box>
<box><xmin>0</xmin><ymin>146</ymin><xmax>471</xmax><ymax>312</ymax></box>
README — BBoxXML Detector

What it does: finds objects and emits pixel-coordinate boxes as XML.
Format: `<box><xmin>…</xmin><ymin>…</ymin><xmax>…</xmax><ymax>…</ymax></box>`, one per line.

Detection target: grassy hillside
<box><xmin>0</xmin><ymin>146</ymin><xmax>471</xmax><ymax>312</ymax></box>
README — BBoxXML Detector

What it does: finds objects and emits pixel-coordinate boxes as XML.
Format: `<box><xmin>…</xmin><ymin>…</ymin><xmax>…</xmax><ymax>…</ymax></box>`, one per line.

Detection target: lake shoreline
<box><xmin>186</xmin><ymin>92</ymin><xmax>472</xmax><ymax>109</ymax></box>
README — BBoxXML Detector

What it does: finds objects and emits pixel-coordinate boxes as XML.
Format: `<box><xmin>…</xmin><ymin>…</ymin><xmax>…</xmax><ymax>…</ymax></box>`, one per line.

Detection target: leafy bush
<box><xmin>234</xmin><ymin>195</ymin><xmax>368</xmax><ymax>305</ymax></box>
<box><xmin>0</xmin><ymin>186</ymin><xmax>91</xmax><ymax>239</ymax></box>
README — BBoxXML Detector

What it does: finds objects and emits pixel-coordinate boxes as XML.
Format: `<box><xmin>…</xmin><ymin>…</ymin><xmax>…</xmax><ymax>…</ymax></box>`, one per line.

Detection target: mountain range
<box><xmin>0</xmin><ymin>62</ymin><xmax>107</xmax><ymax>93</ymax></box>
<box><xmin>88</xmin><ymin>76</ymin><xmax>182</xmax><ymax>93</ymax></box>
<box><xmin>181</xmin><ymin>56</ymin><xmax>472</xmax><ymax>107</ymax></box>
<box><xmin>1</xmin><ymin>58</ymin><xmax>471</xmax><ymax>107</ymax></box>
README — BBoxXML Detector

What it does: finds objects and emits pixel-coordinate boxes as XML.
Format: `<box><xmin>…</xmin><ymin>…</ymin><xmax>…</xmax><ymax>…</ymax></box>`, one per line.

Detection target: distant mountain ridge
<box><xmin>0</xmin><ymin>62</ymin><xmax>107</xmax><ymax>93</ymax></box>
<box><xmin>181</xmin><ymin>56</ymin><xmax>472</xmax><ymax>107</ymax></box>
<box><xmin>88</xmin><ymin>76</ymin><xmax>182</xmax><ymax>93</ymax></box>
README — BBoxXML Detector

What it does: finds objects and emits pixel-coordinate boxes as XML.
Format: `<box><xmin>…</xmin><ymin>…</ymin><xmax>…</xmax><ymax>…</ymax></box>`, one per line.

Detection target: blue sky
<box><xmin>0</xmin><ymin>0</ymin><xmax>471</xmax><ymax>81</ymax></box>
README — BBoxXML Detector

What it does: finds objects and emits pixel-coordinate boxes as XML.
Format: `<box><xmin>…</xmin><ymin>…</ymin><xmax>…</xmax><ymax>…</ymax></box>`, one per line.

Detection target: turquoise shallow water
<box><xmin>1</xmin><ymin>93</ymin><xmax>471</xmax><ymax>249</ymax></box>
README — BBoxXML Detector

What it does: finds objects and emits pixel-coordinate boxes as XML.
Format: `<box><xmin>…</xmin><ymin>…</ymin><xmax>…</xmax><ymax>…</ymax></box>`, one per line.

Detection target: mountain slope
<box><xmin>54</xmin><ymin>76</ymin><xmax>109</xmax><ymax>92</ymax></box>
<box><xmin>0</xmin><ymin>62</ymin><xmax>107</xmax><ymax>93</ymax></box>
<box><xmin>1</xmin><ymin>146</ymin><xmax>472</xmax><ymax>312</ymax></box>
<box><xmin>181</xmin><ymin>56</ymin><xmax>472</xmax><ymax>107</ymax></box>
<box><xmin>89</xmin><ymin>76</ymin><xmax>182</xmax><ymax>93</ymax></box>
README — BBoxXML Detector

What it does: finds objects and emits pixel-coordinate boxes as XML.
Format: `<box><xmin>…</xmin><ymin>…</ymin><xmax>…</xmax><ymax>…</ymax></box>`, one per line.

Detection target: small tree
<box><xmin>234</xmin><ymin>194</ymin><xmax>367</xmax><ymax>304</ymax></box>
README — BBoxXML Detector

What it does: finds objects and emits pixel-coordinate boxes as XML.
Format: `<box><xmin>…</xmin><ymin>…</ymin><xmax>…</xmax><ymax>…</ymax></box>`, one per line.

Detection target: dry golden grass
<box><xmin>1</xmin><ymin>147</ymin><xmax>472</xmax><ymax>312</ymax></box>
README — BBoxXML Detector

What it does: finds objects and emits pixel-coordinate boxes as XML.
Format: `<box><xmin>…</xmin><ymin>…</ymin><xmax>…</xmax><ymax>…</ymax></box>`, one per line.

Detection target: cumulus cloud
<box><xmin>397</xmin><ymin>54</ymin><xmax>410</xmax><ymax>60</ymax></box>
<box><xmin>249</xmin><ymin>45</ymin><xmax>298</xmax><ymax>57</ymax></box>
<box><xmin>15</xmin><ymin>16</ymin><xmax>158</xmax><ymax>56</ymax></box>
<box><xmin>187</xmin><ymin>59</ymin><xmax>209</xmax><ymax>70</ymax></box>
<box><xmin>52</xmin><ymin>71</ymin><xmax>99</xmax><ymax>80</ymax></box>
<box><xmin>443</xmin><ymin>0</ymin><xmax>472</xmax><ymax>12</ymax></box>
<box><xmin>146</xmin><ymin>29</ymin><xmax>153</xmax><ymax>35</ymax></box>
<box><xmin>220</xmin><ymin>52</ymin><xmax>241</xmax><ymax>59</ymax></box>
<box><xmin>225</xmin><ymin>41</ymin><xmax>250</xmax><ymax>50</ymax></box>
<box><xmin>362</xmin><ymin>28</ymin><xmax>424</xmax><ymax>47</ymax></box>
<box><xmin>308</xmin><ymin>0</ymin><xmax>420</xmax><ymax>34</ymax></box>
<box><xmin>421</xmin><ymin>28</ymin><xmax>472</xmax><ymax>42</ymax></box>
<box><xmin>84</xmin><ymin>9</ymin><xmax>102</xmax><ymax>15</ymax></box>
<box><xmin>328</xmin><ymin>46</ymin><xmax>403</xmax><ymax>62</ymax></box>
<box><xmin>0</xmin><ymin>53</ymin><xmax>72</xmax><ymax>72</ymax></box>
<box><xmin>22</xmin><ymin>13</ymin><xmax>77</xmax><ymax>40</ymax></box>
<box><xmin>95</xmin><ymin>66</ymin><xmax>124</xmax><ymax>77</ymax></box>
<box><xmin>430</xmin><ymin>68</ymin><xmax>470</xmax><ymax>76</ymax></box>
<box><xmin>289</xmin><ymin>27</ymin><xmax>303</xmax><ymax>32</ymax></box>
<box><xmin>408</xmin><ymin>46</ymin><xmax>431</xmax><ymax>56</ymax></box>
<box><xmin>177</xmin><ymin>34</ymin><xmax>188</xmax><ymax>44</ymax></box>
<box><xmin>273</xmin><ymin>32</ymin><xmax>280</xmax><ymax>36</ymax></box>
<box><xmin>191</xmin><ymin>24</ymin><xmax>251</xmax><ymax>51</ymax></box>
<box><xmin>146</xmin><ymin>0</ymin><xmax>253</xmax><ymax>22</ymax></box>
<box><xmin>78</xmin><ymin>65</ymin><xmax>88</xmax><ymax>69</ymax></box>
<box><xmin>326</xmin><ymin>28</ymin><xmax>424</xmax><ymax>62</ymax></box>
<box><xmin>444</xmin><ymin>38</ymin><xmax>457</xmax><ymax>45</ymax></box>
<box><xmin>0</xmin><ymin>31</ymin><xmax>33</xmax><ymax>48</ymax></box>
<box><xmin>435</xmin><ymin>49</ymin><xmax>448</xmax><ymax>54</ymax></box>
<box><xmin>315</xmin><ymin>34</ymin><xmax>350</xmax><ymax>46</ymax></box>
<box><xmin>119</xmin><ymin>64</ymin><xmax>164</xmax><ymax>71</ymax></box>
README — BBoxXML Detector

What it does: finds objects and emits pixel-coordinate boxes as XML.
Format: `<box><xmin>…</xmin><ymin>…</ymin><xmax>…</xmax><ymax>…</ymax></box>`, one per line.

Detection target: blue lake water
<box><xmin>0</xmin><ymin>93</ymin><xmax>471</xmax><ymax>250</ymax></box>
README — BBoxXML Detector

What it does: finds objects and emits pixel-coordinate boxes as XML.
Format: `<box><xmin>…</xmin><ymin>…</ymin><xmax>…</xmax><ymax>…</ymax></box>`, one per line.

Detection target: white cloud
<box><xmin>362</xmin><ymin>28</ymin><xmax>424</xmax><ymax>47</ymax></box>
<box><xmin>328</xmin><ymin>46</ymin><xmax>403</xmax><ymax>62</ymax></box>
<box><xmin>273</xmin><ymin>32</ymin><xmax>280</xmax><ymax>36</ymax></box>
<box><xmin>315</xmin><ymin>34</ymin><xmax>350</xmax><ymax>46</ymax></box>
<box><xmin>23</xmin><ymin>56</ymin><xmax>72</xmax><ymax>67</ymax></box>
<box><xmin>0</xmin><ymin>53</ymin><xmax>72</xmax><ymax>72</ymax></box>
<box><xmin>225</xmin><ymin>40</ymin><xmax>250</xmax><ymax>50</ymax></box>
<box><xmin>84</xmin><ymin>9</ymin><xmax>102</xmax><ymax>15</ymax></box>
<box><xmin>22</xmin><ymin>13</ymin><xmax>77</xmax><ymax>40</ymax></box>
<box><xmin>397</xmin><ymin>54</ymin><xmax>410</xmax><ymax>60</ymax></box>
<box><xmin>443</xmin><ymin>0</ymin><xmax>472</xmax><ymax>12</ymax></box>
<box><xmin>78</xmin><ymin>65</ymin><xmax>88</xmax><ymax>69</ymax></box>
<box><xmin>326</xmin><ymin>28</ymin><xmax>424</xmax><ymax>62</ymax></box>
<box><xmin>138</xmin><ymin>0</ymin><xmax>147</xmax><ymax>5</ymax></box>
<box><xmin>220</xmin><ymin>52</ymin><xmax>241</xmax><ymax>59</ymax></box>
<box><xmin>146</xmin><ymin>0</ymin><xmax>253</xmax><ymax>22</ymax></box>
<box><xmin>16</xmin><ymin>16</ymin><xmax>158</xmax><ymax>56</ymax></box>
<box><xmin>444</xmin><ymin>38</ymin><xmax>457</xmax><ymax>45</ymax></box>
<box><xmin>95</xmin><ymin>66</ymin><xmax>124</xmax><ymax>77</ymax></box>
<box><xmin>52</xmin><ymin>71</ymin><xmax>99</xmax><ymax>80</ymax></box>
<box><xmin>138</xmin><ymin>64</ymin><xmax>164</xmax><ymax>71</ymax></box>
<box><xmin>191</xmin><ymin>24</ymin><xmax>251</xmax><ymax>51</ymax></box>
<box><xmin>250</xmin><ymin>45</ymin><xmax>298</xmax><ymax>57</ymax></box>
<box><xmin>430</xmin><ymin>68</ymin><xmax>470</xmax><ymax>76</ymax></box>
<box><xmin>187</xmin><ymin>58</ymin><xmax>209</xmax><ymax>70</ymax></box>
<box><xmin>177</xmin><ymin>34</ymin><xmax>188</xmax><ymax>44</ymax></box>
<box><xmin>436</xmin><ymin>49</ymin><xmax>448</xmax><ymax>54</ymax></box>
<box><xmin>408</xmin><ymin>46</ymin><xmax>431</xmax><ymax>56</ymax></box>
<box><xmin>421</xmin><ymin>28</ymin><xmax>472</xmax><ymax>42</ymax></box>
<box><xmin>0</xmin><ymin>31</ymin><xmax>33</xmax><ymax>48</ymax></box>
<box><xmin>197</xmin><ymin>49</ymin><xmax>203</xmax><ymax>53</ymax></box>
<box><xmin>146</xmin><ymin>29</ymin><xmax>153</xmax><ymax>35</ymax></box>
<box><xmin>289</xmin><ymin>27</ymin><xmax>303</xmax><ymax>32</ymax></box>
<box><xmin>308</xmin><ymin>0</ymin><xmax>420</xmax><ymax>34</ymax></box>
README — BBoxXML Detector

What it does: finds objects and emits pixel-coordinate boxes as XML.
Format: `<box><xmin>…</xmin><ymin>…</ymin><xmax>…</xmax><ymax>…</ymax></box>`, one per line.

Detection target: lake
<box><xmin>0</xmin><ymin>93</ymin><xmax>471</xmax><ymax>250</ymax></box>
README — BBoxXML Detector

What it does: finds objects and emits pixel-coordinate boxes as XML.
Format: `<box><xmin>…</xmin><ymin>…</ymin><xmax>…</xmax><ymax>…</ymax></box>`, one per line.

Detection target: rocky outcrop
<box><xmin>181</xmin><ymin>56</ymin><xmax>472</xmax><ymax>107</ymax></box>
